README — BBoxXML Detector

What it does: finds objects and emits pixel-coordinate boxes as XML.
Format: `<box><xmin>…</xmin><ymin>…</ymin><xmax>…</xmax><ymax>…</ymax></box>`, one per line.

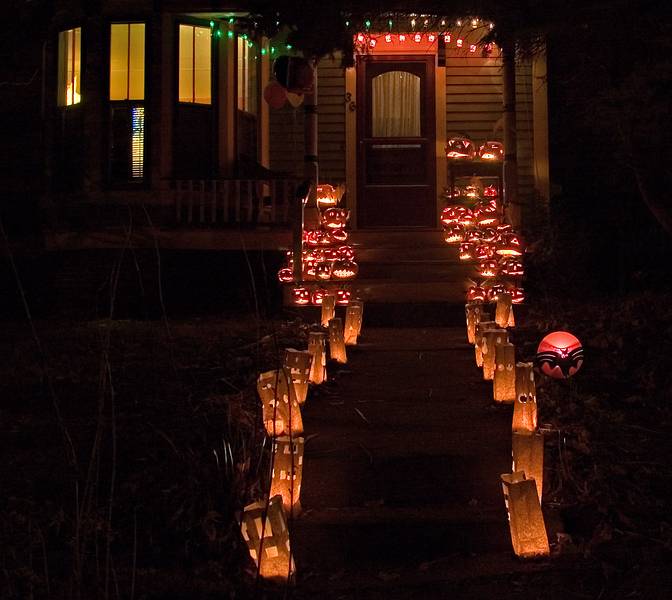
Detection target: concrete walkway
<box><xmin>291</xmin><ymin>326</ymin><xmax>547</xmax><ymax>598</ymax></box>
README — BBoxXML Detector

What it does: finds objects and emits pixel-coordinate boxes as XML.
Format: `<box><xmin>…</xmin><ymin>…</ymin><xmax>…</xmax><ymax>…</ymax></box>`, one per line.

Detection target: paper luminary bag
<box><xmin>283</xmin><ymin>348</ymin><xmax>313</xmax><ymax>405</ymax></box>
<box><xmin>240</xmin><ymin>495</ymin><xmax>295</xmax><ymax>582</ymax></box>
<box><xmin>512</xmin><ymin>431</ymin><xmax>544</xmax><ymax>502</ymax></box>
<box><xmin>344</xmin><ymin>303</ymin><xmax>363</xmax><ymax>345</ymax></box>
<box><xmin>513</xmin><ymin>362</ymin><xmax>537</xmax><ymax>433</ymax></box>
<box><xmin>307</xmin><ymin>331</ymin><xmax>327</xmax><ymax>384</ymax></box>
<box><xmin>465</xmin><ymin>302</ymin><xmax>485</xmax><ymax>345</ymax></box>
<box><xmin>475</xmin><ymin>320</ymin><xmax>497</xmax><ymax>367</ymax></box>
<box><xmin>257</xmin><ymin>369</ymin><xmax>304</xmax><ymax>437</ymax></box>
<box><xmin>269</xmin><ymin>436</ymin><xmax>304</xmax><ymax>517</ymax></box>
<box><xmin>495</xmin><ymin>292</ymin><xmax>515</xmax><ymax>328</ymax></box>
<box><xmin>493</xmin><ymin>341</ymin><xmax>516</xmax><ymax>403</ymax></box>
<box><xmin>321</xmin><ymin>294</ymin><xmax>336</xmax><ymax>327</ymax></box>
<box><xmin>328</xmin><ymin>317</ymin><xmax>347</xmax><ymax>363</ymax></box>
<box><xmin>500</xmin><ymin>472</ymin><xmax>550</xmax><ymax>558</ymax></box>
<box><xmin>482</xmin><ymin>329</ymin><xmax>508</xmax><ymax>381</ymax></box>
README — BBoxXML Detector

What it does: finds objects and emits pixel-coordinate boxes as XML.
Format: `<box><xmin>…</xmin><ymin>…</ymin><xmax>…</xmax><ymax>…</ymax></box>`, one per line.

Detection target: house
<box><xmin>41</xmin><ymin>1</ymin><xmax>549</xmax><ymax>306</ymax></box>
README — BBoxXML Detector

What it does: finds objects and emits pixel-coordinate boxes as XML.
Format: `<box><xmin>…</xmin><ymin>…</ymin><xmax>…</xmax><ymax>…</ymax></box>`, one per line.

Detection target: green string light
<box><xmin>271</xmin><ymin>46</ymin><xmax>276</xmax><ymax>54</ymax></box>
<box><xmin>261</xmin><ymin>47</ymin><xmax>267</xmax><ymax>55</ymax></box>
<box><xmin>227</xmin><ymin>30</ymin><xmax>233</xmax><ymax>39</ymax></box>
<box><xmin>242</xmin><ymin>33</ymin><xmax>248</xmax><ymax>40</ymax></box>
<box><xmin>215</xmin><ymin>29</ymin><xmax>222</xmax><ymax>38</ymax></box>
<box><xmin>364</xmin><ymin>19</ymin><xmax>371</xmax><ymax>30</ymax></box>
<box><xmin>209</xmin><ymin>20</ymin><xmax>215</xmax><ymax>28</ymax></box>
<box><xmin>388</xmin><ymin>19</ymin><xmax>393</xmax><ymax>30</ymax></box>
<box><xmin>345</xmin><ymin>20</ymin><xmax>350</xmax><ymax>27</ymax></box>
<box><xmin>228</xmin><ymin>17</ymin><xmax>234</xmax><ymax>24</ymax></box>
<box><xmin>286</xmin><ymin>43</ymin><xmax>293</xmax><ymax>49</ymax></box>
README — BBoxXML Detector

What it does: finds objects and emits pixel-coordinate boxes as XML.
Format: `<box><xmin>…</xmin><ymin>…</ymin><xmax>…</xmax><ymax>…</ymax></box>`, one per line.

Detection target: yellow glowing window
<box><xmin>237</xmin><ymin>37</ymin><xmax>257</xmax><ymax>114</ymax></box>
<box><xmin>179</xmin><ymin>24</ymin><xmax>211</xmax><ymax>104</ymax></box>
<box><xmin>110</xmin><ymin>23</ymin><xmax>145</xmax><ymax>100</ymax></box>
<box><xmin>58</xmin><ymin>28</ymin><xmax>81</xmax><ymax>106</ymax></box>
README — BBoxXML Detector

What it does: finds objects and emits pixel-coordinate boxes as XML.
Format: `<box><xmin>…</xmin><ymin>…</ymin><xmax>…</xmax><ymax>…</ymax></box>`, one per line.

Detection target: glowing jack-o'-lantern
<box><xmin>512</xmin><ymin>431</ymin><xmax>544</xmax><ymax>502</ymax></box>
<box><xmin>257</xmin><ymin>369</ymin><xmax>303</xmax><ymax>437</ymax></box>
<box><xmin>292</xmin><ymin>287</ymin><xmax>310</xmax><ymax>305</ymax></box>
<box><xmin>336</xmin><ymin>245</ymin><xmax>355</xmax><ymax>261</ymax></box>
<box><xmin>444</xmin><ymin>226</ymin><xmax>465</xmax><ymax>244</ymax></box>
<box><xmin>496</xmin><ymin>223</ymin><xmax>513</xmax><ymax>234</ymax></box>
<box><xmin>332</xmin><ymin>259</ymin><xmax>358</xmax><ymax>280</ymax></box>
<box><xmin>477</xmin><ymin>259</ymin><xmax>499</xmax><ymax>278</ymax></box>
<box><xmin>441</xmin><ymin>205</ymin><xmax>465</xmax><ymax>226</ymax></box>
<box><xmin>481</xmin><ymin>329</ymin><xmax>508</xmax><ymax>381</ymax></box>
<box><xmin>304</xmin><ymin>229</ymin><xmax>330</xmax><ymax>247</ymax></box>
<box><xmin>270</xmin><ymin>436</ymin><xmax>304</xmax><ymax>517</ymax></box>
<box><xmin>344</xmin><ymin>302</ymin><xmax>363</xmax><ymax>345</ymax></box>
<box><xmin>328</xmin><ymin>317</ymin><xmax>347</xmax><ymax>363</ymax></box>
<box><xmin>307</xmin><ymin>331</ymin><xmax>327</xmax><ymax>384</ymax></box>
<box><xmin>483</xmin><ymin>185</ymin><xmax>498</xmax><ymax>198</ymax></box>
<box><xmin>321</xmin><ymin>207</ymin><xmax>349</xmax><ymax>230</ymax></box>
<box><xmin>480</xmin><ymin>227</ymin><xmax>499</xmax><ymax>243</ymax></box>
<box><xmin>475</xmin><ymin>243</ymin><xmax>496</xmax><ymax>261</ymax></box>
<box><xmin>336</xmin><ymin>289</ymin><xmax>351</xmax><ymax>305</ymax></box>
<box><xmin>495</xmin><ymin>292</ymin><xmax>515</xmax><ymax>328</ymax></box>
<box><xmin>536</xmin><ymin>331</ymin><xmax>584</xmax><ymax>379</ymax></box>
<box><xmin>321</xmin><ymin>294</ymin><xmax>336</xmax><ymax>326</ymax></box>
<box><xmin>459</xmin><ymin>243</ymin><xmax>475</xmax><ymax>261</ymax></box>
<box><xmin>513</xmin><ymin>362</ymin><xmax>537</xmax><ymax>432</ymax></box>
<box><xmin>328</xmin><ymin>229</ymin><xmax>348</xmax><ymax>244</ymax></box>
<box><xmin>499</xmin><ymin>257</ymin><xmax>524</xmax><ymax>277</ymax></box>
<box><xmin>316</xmin><ymin>184</ymin><xmax>339</xmax><ymax>209</ymax></box>
<box><xmin>464</xmin><ymin>185</ymin><xmax>481</xmax><ymax>199</ymax></box>
<box><xmin>484</xmin><ymin>282</ymin><xmax>506</xmax><ymax>303</ymax></box>
<box><xmin>443</xmin><ymin>186</ymin><xmax>462</xmax><ymax>199</ymax></box>
<box><xmin>467</xmin><ymin>284</ymin><xmax>486</xmax><ymax>303</ymax></box>
<box><xmin>315</xmin><ymin>261</ymin><xmax>333</xmax><ymax>280</ymax></box>
<box><xmin>479</xmin><ymin>140</ymin><xmax>504</xmax><ymax>161</ymax></box>
<box><xmin>241</xmin><ymin>495</ymin><xmax>295</xmax><ymax>582</ymax></box>
<box><xmin>446</xmin><ymin>137</ymin><xmax>476</xmax><ymax>159</ymax></box>
<box><xmin>459</xmin><ymin>208</ymin><xmax>475</xmax><ymax>227</ymax></box>
<box><xmin>493</xmin><ymin>341</ymin><xmax>516</xmax><ymax>402</ymax></box>
<box><xmin>277</xmin><ymin>267</ymin><xmax>294</xmax><ymax>283</ymax></box>
<box><xmin>500</xmin><ymin>472</ymin><xmax>549</xmax><ymax>558</ymax></box>
<box><xmin>283</xmin><ymin>348</ymin><xmax>313</xmax><ymax>406</ymax></box>
<box><xmin>302</xmin><ymin>260</ymin><xmax>317</xmax><ymax>280</ymax></box>
<box><xmin>474</xmin><ymin>320</ymin><xmax>497</xmax><ymax>367</ymax></box>
<box><xmin>475</xmin><ymin>203</ymin><xmax>499</xmax><ymax>227</ymax></box>
<box><xmin>309</xmin><ymin>288</ymin><xmax>326</xmax><ymax>305</ymax></box>
<box><xmin>508</xmin><ymin>286</ymin><xmax>525</xmax><ymax>304</ymax></box>
<box><xmin>496</xmin><ymin>232</ymin><xmax>523</xmax><ymax>256</ymax></box>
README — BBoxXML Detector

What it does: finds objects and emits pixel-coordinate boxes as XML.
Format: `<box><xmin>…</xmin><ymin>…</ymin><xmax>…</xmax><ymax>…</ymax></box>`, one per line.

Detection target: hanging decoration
<box><xmin>536</xmin><ymin>331</ymin><xmax>584</xmax><ymax>379</ymax></box>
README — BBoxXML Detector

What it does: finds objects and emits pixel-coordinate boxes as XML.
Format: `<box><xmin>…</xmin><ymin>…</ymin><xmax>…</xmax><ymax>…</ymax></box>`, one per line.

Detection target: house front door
<box><xmin>357</xmin><ymin>55</ymin><xmax>436</xmax><ymax>228</ymax></box>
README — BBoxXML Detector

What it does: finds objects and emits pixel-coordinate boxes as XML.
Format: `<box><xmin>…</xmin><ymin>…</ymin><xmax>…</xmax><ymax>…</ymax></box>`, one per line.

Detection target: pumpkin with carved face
<box><xmin>478</xmin><ymin>259</ymin><xmax>499</xmax><ymax>278</ymax></box>
<box><xmin>322</xmin><ymin>248</ymin><xmax>338</xmax><ymax>261</ymax></box>
<box><xmin>459</xmin><ymin>242</ymin><xmax>475</xmax><ymax>261</ymax></box>
<box><xmin>467</xmin><ymin>284</ymin><xmax>486</xmax><ymax>302</ymax></box>
<box><xmin>316</xmin><ymin>184</ymin><xmax>339</xmax><ymax>209</ymax></box>
<box><xmin>500</xmin><ymin>257</ymin><xmax>524</xmax><ymax>277</ymax></box>
<box><xmin>321</xmin><ymin>207</ymin><xmax>349</xmax><ymax>230</ymax></box>
<box><xmin>441</xmin><ymin>205</ymin><xmax>464</xmax><ymax>226</ymax></box>
<box><xmin>301</xmin><ymin>260</ymin><xmax>316</xmax><ymax>280</ymax></box>
<box><xmin>277</xmin><ymin>267</ymin><xmax>294</xmax><ymax>283</ymax></box>
<box><xmin>311</xmin><ymin>288</ymin><xmax>328</xmax><ymax>305</ymax></box>
<box><xmin>483</xmin><ymin>185</ymin><xmax>498</xmax><ymax>198</ymax></box>
<box><xmin>496</xmin><ymin>223</ymin><xmax>513</xmax><ymax>234</ymax></box>
<box><xmin>292</xmin><ymin>287</ymin><xmax>311</xmax><ymax>305</ymax></box>
<box><xmin>304</xmin><ymin>229</ymin><xmax>329</xmax><ymax>247</ymax></box>
<box><xmin>467</xmin><ymin>229</ymin><xmax>483</xmax><ymax>243</ymax></box>
<box><xmin>332</xmin><ymin>260</ymin><xmax>358</xmax><ymax>280</ymax></box>
<box><xmin>315</xmin><ymin>261</ymin><xmax>333</xmax><ymax>280</ymax></box>
<box><xmin>459</xmin><ymin>208</ymin><xmax>475</xmax><ymax>227</ymax></box>
<box><xmin>480</xmin><ymin>227</ymin><xmax>499</xmax><ymax>243</ymax></box>
<box><xmin>508</xmin><ymin>286</ymin><xmax>525</xmax><ymax>304</ymax></box>
<box><xmin>446</xmin><ymin>137</ymin><xmax>476</xmax><ymax>159</ymax></box>
<box><xmin>496</xmin><ymin>232</ymin><xmax>523</xmax><ymax>256</ymax></box>
<box><xmin>484</xmin><ymin>282</ymin><xmax>506</xmax><ymax>302</ymax></box>
<box><xmin>335</xmin><ymin>289</ymin><xmax>351</xmax><ymax>305</ymax></box>
<box><xmin>475</xmin><ymin>243</ymin><xmax>496</xmax><ymax>261</ymax></box>
<box><xmin>536</xmin><ymin>331</ymin><xmax>583</xmax><ymax>379</ymax></box>
<box><xmin>328</xmin><ymin>229</ymin><xmax>348</xmax><ymax>244</ymax></box>
<box><xmin>475</xmin><ymin>202</ymin><xmax>499</xmax><ymax>227</ymax></box>
<box><xmin>336</xmin><ymin>245</ymin><xmax>355</xmax><ymax>260</ymax></box>
<box><xmin>444</xmin><ymin>226</ymin><xmax>465</xmax><ymax>244</ymax></box>
<box><xmin>464</xmin><ymin>185</ymin><xmax>481</xmax><ymax>199</ymax></box>
<box><xmin>479</xmin><ymin>140</ymin><xmax>504</xmax><ymax>161</ymax></box>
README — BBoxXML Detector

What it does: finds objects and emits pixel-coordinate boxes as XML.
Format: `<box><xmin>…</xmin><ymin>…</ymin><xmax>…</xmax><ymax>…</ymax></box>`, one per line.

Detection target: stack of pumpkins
<box><xmin>240</xmin><ymin>299</ymin><xmax>364</xmax><ymax>583</ymax></box>
<box><xmin>278</xmin><ymin>184</ymin><xmax>359</xmax><ymax>306</ymax></box>
<box><xmin>440</xmin><ymin>183</ymin><xmax>525</xmax><ymax>306</ymax></box>
<box><xmin>465</xmin><ymin>290</ymin><xmax>550</xmax><ymax>559</ymax></box>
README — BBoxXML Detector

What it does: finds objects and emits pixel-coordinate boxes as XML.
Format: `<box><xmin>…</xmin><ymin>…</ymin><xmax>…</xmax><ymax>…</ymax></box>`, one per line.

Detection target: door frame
<box><xmin>352</xmin><ymin>52</ymin><xmax>440</xmax><ymax>230</ymax></box>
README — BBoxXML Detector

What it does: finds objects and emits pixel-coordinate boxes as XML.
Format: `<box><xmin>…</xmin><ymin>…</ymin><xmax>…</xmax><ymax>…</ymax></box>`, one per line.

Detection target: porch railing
<box><xmin>172</xmin><ymin>178</ymin><xmax>300</xmax><ymax>226</ymax></box>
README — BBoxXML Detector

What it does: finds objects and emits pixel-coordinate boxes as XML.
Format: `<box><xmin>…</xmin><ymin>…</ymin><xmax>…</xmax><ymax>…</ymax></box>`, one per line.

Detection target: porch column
<box><xmin>502</xmin><ymin>40</ymin><xmax>520</xmax><ymax>227</ymax></box>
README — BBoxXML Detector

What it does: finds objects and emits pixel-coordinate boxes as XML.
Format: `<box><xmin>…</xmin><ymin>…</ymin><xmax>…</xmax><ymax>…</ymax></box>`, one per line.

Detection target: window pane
<box><xmin>237</xmin><ymin>37</ymin><xmax>246</xmax><ymax>110</ymax></box>
<box><xmin>128</xmin><ymin>24</ymin><xmax>145</xmax><ymax>100</ymax></box>
<box><xmin>193</xmin><ymin>26</ymin><xmax>211</xmax><ymax>104</ymax></box>
<box><xmin>58</xmin><ymin>28</ymin><xmax>82</xmax><ymax>106</ymax></box>
<box><xmin>178</xmin><ymin>25</ymin><xmax>194</xmax><ymax>102</ymax></box>
<box><xmin>110</xmin><ymin>24</ymin><xmax>129</xmax><ymax>100</ymax></box>
<box><xmin>72</xmin><ymin>28</ymin><xmax>81</xmax><ymax>104</ymax></box>
<box><xmin>131</xmin><ymin>106</ymin><xmax>145</xmax><ymax>178</ymax></box>
<box><xmin>372</xmin><ymin>71</ymin><xmax>420</xmax><ymax>137</ymax></box>
<box><xmin>247</xmin><ymin>42</ymin><xmax>257</xmax><ymax>115</ymax></box>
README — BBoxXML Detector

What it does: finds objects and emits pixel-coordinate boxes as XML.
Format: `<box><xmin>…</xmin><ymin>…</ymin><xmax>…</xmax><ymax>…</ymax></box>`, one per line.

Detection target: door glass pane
<box><xmin>193</xmin><ymin>26</ymin><xmax>211</xmax><ymax>104</ymax></box>
<box><xmin>371</xmin><ymin>71</ymin><xmax>420</xmax><ymax>137</ymax></box>
<box><xmin>128</xmin><ymin>24</ymin><xmax>145</xmax><ymax>100</ymax></box>
<box><xmin>109</xmin><ymin>25</ymin><xmax>129</xmax><ymax>100</ymax></box>
<box><xmin>178</xmin><ymin>25</ymin><xmax>194</xmax><ymax>102</ymax></box>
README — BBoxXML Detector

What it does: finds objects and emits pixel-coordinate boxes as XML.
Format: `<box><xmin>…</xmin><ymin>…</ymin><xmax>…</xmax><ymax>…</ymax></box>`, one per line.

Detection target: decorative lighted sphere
<box><xmin>536</xmin><ymin>331</ymin><xmax>584</xmax><ymax>379</ymax></box>
<box><xmin>263</xmin><ymin>81</ymin><xmax>287</xmax><ymax>109</ymax></box>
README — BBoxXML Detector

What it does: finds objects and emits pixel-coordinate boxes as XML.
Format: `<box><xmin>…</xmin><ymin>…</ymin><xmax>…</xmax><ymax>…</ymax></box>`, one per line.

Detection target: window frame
<box><xmin>177</xmin><ymin>21</ymin><xmax>213</xmax><ymax>106</ymax></box>
<box><xmin>57</xmin><ymin>26</ymin><xmax>83</xmax><ymax>107</ymax></box>
<box><xmin>109</xmin><ymin>22</ymin><xmax>146</xmax><ymax>102</ymax></box>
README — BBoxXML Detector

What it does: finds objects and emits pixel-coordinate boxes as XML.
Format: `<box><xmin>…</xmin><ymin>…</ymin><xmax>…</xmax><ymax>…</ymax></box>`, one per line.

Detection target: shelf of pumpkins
<box><xmin>278</xmin><ymin>184</ymin><xmax>358</xmax><ymax>306</ymax></box>
<box><xmin>441</xmin><ymin>183</ymin><xmax>525</xmax><ymax>305</ymax></box>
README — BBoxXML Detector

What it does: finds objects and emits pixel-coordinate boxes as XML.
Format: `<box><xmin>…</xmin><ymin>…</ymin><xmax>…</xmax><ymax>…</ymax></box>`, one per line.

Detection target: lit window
<box><xmin>110</xmin><ymin>23</ymin><xmax>145</xmax><ymax>100</ymax></box>
<box><xmin>131</xmin><ymin>106</ymin><xmax>145</xmax><ymax>178</ymax></box>
<box><xmin>179</xmin><ymin>24</ymin><xmax>211</xmax><ymax>104</ymax></box>
<box><xmin>237</xmin><ymin>37</ymin><xmax>257</xmax><ymax>114</ymax></box>
<box><xmin>58</xmin><ymin>28</ymin><xmax>81</xmax><ymax>106</ymax></box>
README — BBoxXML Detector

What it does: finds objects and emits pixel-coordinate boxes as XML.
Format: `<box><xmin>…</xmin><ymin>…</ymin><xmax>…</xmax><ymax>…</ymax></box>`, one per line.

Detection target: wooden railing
<box><xmin>173</xmin><ymin>178</ymin><xmax>300</xmax><ymax>226</ymax></box>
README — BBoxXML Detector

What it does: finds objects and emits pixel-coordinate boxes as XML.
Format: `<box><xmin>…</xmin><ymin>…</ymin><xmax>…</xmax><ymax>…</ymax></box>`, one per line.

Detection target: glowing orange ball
<box><xmin>536</xmin><ymin>331</ymin><xmax>584</xmax><ymax>379</ymax></box>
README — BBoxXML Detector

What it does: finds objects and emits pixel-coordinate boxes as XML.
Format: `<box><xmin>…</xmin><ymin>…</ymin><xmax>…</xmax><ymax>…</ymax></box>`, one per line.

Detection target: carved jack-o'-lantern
<box><xmin>304</xmin><ymin>229</ymin><xmax>329</xmax><ymax>246</ymax></box>
<box><xmin>321</xmin><ymin>207</ymin><xmax>349</xmax><ymax>230</ymax></box>
<box><xmin>477</xmin><ymin>259</ymin><xmax>499</xmax><ymax>278</ymax></box>
<box><xmin>336</xmin><ymin>289</ymin><xmax>351</xmax><ymax>305</ymax></box>
<box><xmin>499</xmin><ymin>257</ymin><xmax>524</xmax><ymax>277</ymax></box>
<box><xmin>536</xmin><ymin>331</ymin><xmax>584</xmax><ymax>379</ymax></box>
<box><xmin>464</xmin><ymin>185</ymin><xmax>481</xmax><ymax>199</ymax></box>
<box><xmin>459</xmin><ymin>208</ymin><xmax>475</xmax><ymax>227</ymax></box>
<box><xmin>501</xmin><ymin>472</ymin><xmax>549</xmax><ymax>558</ymax></box>
<box><xmin>446</xmin><ymin>137</ymin><xmax>476</xmax><ymax>159</ymax></box>
<box><xmin>305</xmin><ymin>247</ymin><xmax>325</xmax><ymax>262</ymax></box>
<box><xmin>292</xmin><ymin>287</ymin><xmax>310</xmax><ymax>305</ymax></box>
<box><xmin>336</xmin><ymin>245</ymin><xmax>355</xmax><ymax>260</ymax></box>
<box><xmin>475</xmin><ymin>243</ymin><xmax>496</xmax><ymax>261</ymax></box>
<box><xmin>467</xmin><ymin>284</ymin><xmax>486</xmax><ymax>303</ymax></box>
<box><xmin>322</xmin><ymin>248</ymin><xmax>338</xmax><ymax>261</ymax></box>
<box><xmin>475</xmin><ymin>203</ymin><xmax>499</xmax><ymax>226</ymax></box>
<box><xmin>479</xmin><ymin>140</ymin><xmax>504</xmax><ymax>161</ymax></box>
<box><xmin>316</xmin><ymin>184</ymin><xmax>339</xmax><ymax>209</ymax></box>
<box><xmin>277</xmin><ymin>267</ymin><xmax>294</xmax><ymax>283</ymax></box>
<box><xmin>444</xmin><ymin>226</ymin><xmax>465</xmax><ymax>244</ymax></box>
<box><xmin>240</xmin><ymin>495</ymin><xmax>295</xmax><ymax>583</ymax></box>
<box><xmin>311</xmin><ymin>288</ymin><xmax>328</xmax><ymax>305</ymax></box>
<box><xmin>508</xmin><ymin>286</ymin><xmax>525</xmax><ymax>304</ymax></box>
<box><xmin>493</xmin><ymin>341</ymin><xmax>516</xmax><ymax>402</ymax></box>
<box><xmin>459</xmin><ymin>242</ymin><xmax>475</xmax><ymax>261</ymax></box>
<box><xmin>328</xmin><ymin>229</ymin><xmax>348</xmax><ymax>244</ymax></box>
<box><xmin>483</xmin><ymin>185</ymin><xmax>499</xmax><ymax>198</ymax></box>
<box><xmin>443</xmin><ymin>186</ymin><xmax>462</xmax><ymax>199</ymax></box>
<box><xmin>480</xmin><ymin>227</ymin><xmax>499</xmax><ymax>243</ymax></box>
<box><xmin>484</xmin><ymin>282</ymin><xmax>506</xmax><ymax>302</ymax></box>
<box><xmin>315</xmin><ymin>261</ymin><xmax>333</xmax><ymax>280</ymax></box>
<box><xmin>496</xmin><ymin>232</ymin><xmax>523</xmax><ymax>256</ymax></box>
<box><xmin>467</xmin><ymin>228</ymin><xmax>484</xmax><ymax>243</ymax></box>
<box><xmin>332</xmin><ymin>259</ymin><xmax>358</xmax><ymax>280</ymax></box>
<box><xmin>302</xmin><ymin>260</ymin><xmax>317</xmax><ymax>280</ymax></box>
<box><xmin>497</xmin><ymin>223</ymin><xmax>513</xmax><ymax>234</ymax></box>
<box><xmin>441</xmin><ymin>205</ymin><xmax>465</xmax><ymax>226</ymax></box>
